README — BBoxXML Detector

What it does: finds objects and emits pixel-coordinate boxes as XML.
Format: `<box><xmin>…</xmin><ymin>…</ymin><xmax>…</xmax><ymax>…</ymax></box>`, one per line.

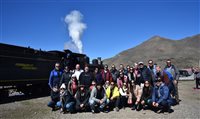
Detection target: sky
<box><xmin>0</xmin><ymin>0</ymin><xmax>199</xmax><ymax>60</ymax></box>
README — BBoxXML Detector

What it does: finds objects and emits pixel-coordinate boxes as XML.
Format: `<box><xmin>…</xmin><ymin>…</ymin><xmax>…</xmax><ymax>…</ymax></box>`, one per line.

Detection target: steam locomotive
<box><xmin>0</xmin><ymin>43</ymin><xmax>103</xmax><ymax>98</ymax></box>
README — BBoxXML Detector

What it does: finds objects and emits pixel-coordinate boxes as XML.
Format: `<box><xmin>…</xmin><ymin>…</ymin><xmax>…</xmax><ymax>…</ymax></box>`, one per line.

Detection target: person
<box><xmin>106</xmin><ymin>81</ymin><xmax>120</xmax><ymax>112</ymax></box>
<box><xmin>68</xmin><ymin>74</ymin><xmax>78</xmax><ymax>96</ymax></box>
<box><xmin>117</xmin><ymin>72</ymin><xmax>128</xmax><ymax>88</ymax></box>
<box><xmin>127</xmin><ymin>67</ymin><xmax>135</xmax><ymax>82</ymax></box>
<box><xmin>60</xmin><ymin>66</ymin><xmax>72</xmax><ymax>89</ymax></box>
<box><xmin>164</xmin><ymin>59</ymin><xmax>180</xmax><ymax>103</ymax></box>
<box><xmin>73</xmin><ymin>64</ymin><xmax>84</xmax><ymax>83</ymax></box>
<box><xmin>141</xmin><ymin>80</ymin><xmax>153</xmax><ymax>110</ymax></box>
<box><xmin>57</xmin><ymin>83</ymin><xmax>76</xmax><ymax>113</ymax></box>
<box><xmin>90</xmin><ymin>81</ymin><xmax>96</xmax><ymax>91</ymax></box>
<box><xmin>129</xmin><ymin>79</ymin><xmax>142</xmax><ymax>111</ymax></box>
<box><xmin>89</xmin><ymin>82</ymin><xmax>107</xmax><ymax>113</ymax></box>
<box><xmin>110</xmin><ymin>64</ymin><xmax>119</xmax><ymax>83</ymax></box>
<box><xmin>94</xmin><ymin>67</ymin><xmax>103</xmax><ymax>85</ymax></box>
<box><xmin>101</xmin><ymin>64</ymin><xmax>113</xmax><ymax>83</ymax></box>
<box><xmin>138</xmin><ymin>62</ymin><xmax>153</xmax><ymax>86</ymax></box>
<box><xmin>104</xmin><ymin>80</ymin><xmax>110</xmax><ymax>90</ymax></box>
<box><xmin>119</xmin><ymin>64</ymin><xmax>128</xmax><ymax>76</ymax></box>
<box><xmin>194</xmin><ymin>67</ymin><xmax>200</xmax><ymax>89</ymax></box>
<box><xmin>162</xmin><ymin>69</ymin><xmax>175</xmax><ymax>97</ymax></box>
<box><xmin>79</xmin><ymin>66</ymin><xmax>93</xmax><ymax>89</ymax></box>
<box><xmin>47</xmin><ymin>62</ymin><xmax>63</xmax><ymax>111</ymax></box>
<box><xmin>147</xmin><ymin>60</ymin><xmax>157</xmax><ymax>86</ymax></box>
<box><xmin>75</xmin><ymin>85</ymin><xmax>90</xmax><ymax>112</ymax></box>
<box><xmin>152</xmin><ymin>78</ymin><xmax>174</xmax><ymax>113</ymax></box>
<box><xmin>119</xmin><ymin>83</ymin><xmax>129</xmax><ymax>109</ymax></box>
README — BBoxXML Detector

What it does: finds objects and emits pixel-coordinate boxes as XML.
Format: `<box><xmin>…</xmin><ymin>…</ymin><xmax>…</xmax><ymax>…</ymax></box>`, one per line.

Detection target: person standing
<box><xmin>164</xmin><ymin>59</ymin><xmax>180</xmax><ymax>103</ymax></box>
<box><xmin>79</xmin><ymin>66</ymin><xmax>93</xmax><ymax>89</ymax></box>
<box><xmin>47</xmin><ymin>63</ymin><xmax>63</xmax><ymax>111</ymax></box>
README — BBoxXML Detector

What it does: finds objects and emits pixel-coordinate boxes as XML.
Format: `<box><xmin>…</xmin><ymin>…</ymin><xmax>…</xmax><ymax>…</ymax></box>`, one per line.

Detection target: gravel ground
<box><xmin>0</xmin><ymin>81</ymin><xmax>199</xmax><ymax>119</ymax></box>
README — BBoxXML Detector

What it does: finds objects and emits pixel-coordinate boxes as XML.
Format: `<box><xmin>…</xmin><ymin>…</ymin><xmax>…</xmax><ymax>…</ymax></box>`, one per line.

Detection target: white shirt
<box><xmin>74</xmin><ymin>69</ymin><xmax>83</xmax><ymax>80</ymax></box>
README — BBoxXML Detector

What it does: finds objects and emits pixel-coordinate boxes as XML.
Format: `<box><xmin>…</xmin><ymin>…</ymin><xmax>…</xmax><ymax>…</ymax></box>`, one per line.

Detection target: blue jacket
<box><xmin>48</xmin><ymin>69</ymin><xmax>63</xmax><ymax>89</ymax></box>
<box><xmin>152</xmin><ymin>83</ymin><xmax>171</xmax><ymax>104</ymax></box>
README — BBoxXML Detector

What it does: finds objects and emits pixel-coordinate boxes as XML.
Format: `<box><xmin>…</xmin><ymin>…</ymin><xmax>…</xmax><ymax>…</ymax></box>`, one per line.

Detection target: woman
<box><xmin>141</xmin><ymin>80</ymin><xmax>153</xmax><ymax>110</ymax></box>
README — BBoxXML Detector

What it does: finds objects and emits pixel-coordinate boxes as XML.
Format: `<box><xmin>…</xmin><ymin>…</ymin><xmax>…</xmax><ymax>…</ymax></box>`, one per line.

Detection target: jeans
<box><xmin>89</xmin><ymin>99</ymin><xmax>106</xmax><ymax>111</ymax></box>
<box><xmin>56</xmin><ymin>101</ymin><xmax>75</xmax><ymax>112</ymax></box>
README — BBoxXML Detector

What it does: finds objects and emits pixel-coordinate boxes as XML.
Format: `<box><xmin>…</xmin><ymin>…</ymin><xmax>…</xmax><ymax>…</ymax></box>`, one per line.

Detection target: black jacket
<box><xmin>79</xmin><ymin>72</ymin><xmax>93</xmax><ymax>89</ymax></box>
<box><xmin>75</xmin><ymin>89</ymin><xmax>90</xmax><ymax>105</ymax></box>
<box><xmin>139</xmin><ymin>66</ymin><xmax>152</xmax><ymax>84</ymax></box>
<box><xmin>141</xmin><ymin>86</ymin><xmax>153</xmax><ymax>101</ymax></box>
<box><xmin>60</xmin><ymin>71</ymin><xmax>72</xmax><ymax>87</ymax></box>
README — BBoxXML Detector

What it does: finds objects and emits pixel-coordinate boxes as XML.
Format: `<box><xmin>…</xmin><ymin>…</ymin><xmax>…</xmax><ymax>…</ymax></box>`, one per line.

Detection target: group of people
<box><xmin>47</xmin><ymin>59</ymin><xmax>180</xmax><ymax>114</ymax></box>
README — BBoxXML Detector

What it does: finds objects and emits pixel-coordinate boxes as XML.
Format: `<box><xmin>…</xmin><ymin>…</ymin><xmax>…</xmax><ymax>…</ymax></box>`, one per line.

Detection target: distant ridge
<box><xmin>103</xmin><ymin>34</ymin><xmax>200</xmax><ymax>69</ymax></box>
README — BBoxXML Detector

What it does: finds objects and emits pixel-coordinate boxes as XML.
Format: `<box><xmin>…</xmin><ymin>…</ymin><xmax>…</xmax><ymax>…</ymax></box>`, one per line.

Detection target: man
<box><xmin>79</xmin><ymin>66</ymin><xmax>93</xmax><ymax>89</ymax></box>
<box><xmin>75</xmin><ymin>85</ymin><xmax>90</xmax><ymax>112</ymax></box>
<box><xmin>194</xmin><ymin>67</ymin><xmax>200</xmax><ymax>89</ymax></box>
<box><xmin>60</xmin><ymin>66</ymin><xmax>72</xmax><ymax>89</ymax></box>
<box><xmin>119</xmin><ymin>64</ymin><xmax>128</xmax><ymax>76</ymax></box>
<box><xmin>47</xmin><ymin>62</ymin><xmax>63</xmax><ymax>111</ymax></box>
<box><xmin>73</xmin><ymin>64</ymin><xmax>84</xmax><ymax>82</ymax></box>
<box><xmin>138</xmin><ymin>62</ymin><xmax>152</xmax><ymax>86</ymax></box>
<box><xmin>147</xmin><ymin>60</ymin><xmax>157</xmax><ymax>86</ymax></box>
<box><xmin>110</xmin><ymin>64</ymin><xmax>119</xmax><ymax>83</ymax></box>
<box><xmin>164</xmin><ymin>59</ymin><xmax>180</xmax><ymax>103</ymax></box>
<box><xmin>152</xmin><ymin>78</ymin><xmax>174</xmax><ymax>113</ymax></box>
<box><xmin>106</xmin><ymin>81</ymin><xmax>120</xmax><ymax>112</ymax></box>
<box><xmin>89</xmin><ymin>82</ymin><xmax>107</xmax><ymax>113</ymax></box>
<box><xmin>101</xmin><ymin>64</ymin><xmax>113</xmax><ymax>83</ymax></box>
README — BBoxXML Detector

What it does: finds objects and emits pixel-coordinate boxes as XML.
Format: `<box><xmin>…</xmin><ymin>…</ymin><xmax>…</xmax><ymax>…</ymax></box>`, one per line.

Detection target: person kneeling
<box><xmin>57</xmin><ymin>84</ymin><xmax>75</xmax><ymax>113</ymax></box>
<box><xmin>75</xmin><ymin>85</ymin><xmax>90</xmax><ymax>112</ymax></box>
<box><xmin>89</xmin><ymin>82</ymin><xmax>107</xmax><ymax>113</ymax></box>
<box><xmin>152</xmin><ymin>78</ymin><xmax>174</xmax><ymax>113</ymax></box>
<box><xmin>141</xmin><ymin>80</ymin><xmax>153</xmax><ymax>110</ymax></box>
<box><xmin>106</xmin><ymin>81</ymin><xmax>120</xmax><ymax>112</ymax></box>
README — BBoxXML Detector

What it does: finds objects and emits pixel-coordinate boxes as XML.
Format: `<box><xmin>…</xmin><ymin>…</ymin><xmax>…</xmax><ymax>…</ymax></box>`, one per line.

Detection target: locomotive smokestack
<box><xmin>64</xmin><ymin>10</ymin><xmax>87</xmax><ymax>53</ymax></box>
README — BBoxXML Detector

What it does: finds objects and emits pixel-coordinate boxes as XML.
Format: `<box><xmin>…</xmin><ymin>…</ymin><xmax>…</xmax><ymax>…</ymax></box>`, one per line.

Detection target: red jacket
<box><xmin>101</xmin><ymin>70</ymin><xmax>113</xmax><ymax>83</ymax></box>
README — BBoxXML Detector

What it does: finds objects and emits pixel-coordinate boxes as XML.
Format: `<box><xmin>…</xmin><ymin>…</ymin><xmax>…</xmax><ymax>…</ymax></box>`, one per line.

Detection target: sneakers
<box><xmin>114</xmin><ymin>107</ymin><xmax>119</xmax><ymax>112</ymax></box>
<box><xmin>91</xmin><ymin>109</ymin><xmax>95</xmax><ymax>114</ymax></box>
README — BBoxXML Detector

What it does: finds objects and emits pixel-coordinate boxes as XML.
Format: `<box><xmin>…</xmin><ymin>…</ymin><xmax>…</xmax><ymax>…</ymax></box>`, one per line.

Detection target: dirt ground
<box><xmin>0</xmin><ymin>81</ymin><xmax>199</xmax><ymax>119</ymax></box>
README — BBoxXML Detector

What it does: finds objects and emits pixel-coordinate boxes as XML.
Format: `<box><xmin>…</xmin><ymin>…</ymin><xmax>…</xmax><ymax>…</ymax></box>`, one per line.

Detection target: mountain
<box><xmin>103</xmin><ymin>34</ymin><xmax>200</xmax><ymax>69</ymax></box>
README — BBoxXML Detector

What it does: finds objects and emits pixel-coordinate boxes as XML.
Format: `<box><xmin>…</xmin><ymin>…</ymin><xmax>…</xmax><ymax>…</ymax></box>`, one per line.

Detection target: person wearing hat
<box><xmin>164</xmin><ymin>59</ymin><xmax>180</xmax><ymax>103</ymax></box>
<box><xmin>138</xmin><ymin>61</ymin><xmax>153</xmax><ymax>86</ymax></box>
<box><xmin>152</xmin><ymin>78</ymin><xmax>174</xmax><ymax>113</ymax></box>
<box><xmin>75</xmin><ymin>85</ymin><xmax>90</xmax><ymax>112</ymax></box>
<box><xmin>56</xmin><ymin>83</ymin><xmax>76</xmax><ymax>113</ymax></box>
<box><xmin>89</xmin><ymin>81</ymin><xmax>107</xmax><ymax>113</ymax></box>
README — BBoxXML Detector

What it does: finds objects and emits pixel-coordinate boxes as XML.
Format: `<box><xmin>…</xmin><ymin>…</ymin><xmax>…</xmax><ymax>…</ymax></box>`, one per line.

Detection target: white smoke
<box><xmin>64</xmin><ymin>10</ymin><xmax>87</xmax><ymax>53</ymax></box>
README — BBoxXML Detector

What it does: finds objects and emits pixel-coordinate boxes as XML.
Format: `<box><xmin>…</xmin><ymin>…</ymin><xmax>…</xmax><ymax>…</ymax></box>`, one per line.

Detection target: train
<box><xmin>0</xmin><ymin>43</ymin><xmax>103</xmax><ymax>98</ymax></box>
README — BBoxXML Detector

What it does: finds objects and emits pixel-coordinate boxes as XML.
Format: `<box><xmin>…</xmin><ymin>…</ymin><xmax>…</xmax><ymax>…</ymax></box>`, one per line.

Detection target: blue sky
<box><xmin>1</xmin><ymin>0</ymin><xmax>199</xmax><ymax>60</ymax></box>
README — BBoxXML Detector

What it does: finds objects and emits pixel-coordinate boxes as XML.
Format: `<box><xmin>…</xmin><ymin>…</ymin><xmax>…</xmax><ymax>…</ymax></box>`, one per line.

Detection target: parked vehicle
<box><xmin>179</xmin><ymin>69</ymin><xmax>194</xmax><ymax>80</ymax></box>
